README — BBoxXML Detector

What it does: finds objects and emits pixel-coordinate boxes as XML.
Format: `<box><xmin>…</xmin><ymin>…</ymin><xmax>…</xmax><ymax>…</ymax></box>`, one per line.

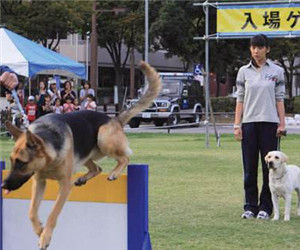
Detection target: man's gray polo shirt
<box><xmin>236</xmin><ymin>59</ymin><xmax>285</xmax><ymax>124</ymax></box>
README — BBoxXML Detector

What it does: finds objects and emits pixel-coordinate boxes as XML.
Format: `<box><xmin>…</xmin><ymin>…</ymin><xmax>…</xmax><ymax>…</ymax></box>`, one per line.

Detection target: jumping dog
<box><xmin>1</xmin><ymin>61</ymin><xmax>161</xmax><ymax>249</ymax></box>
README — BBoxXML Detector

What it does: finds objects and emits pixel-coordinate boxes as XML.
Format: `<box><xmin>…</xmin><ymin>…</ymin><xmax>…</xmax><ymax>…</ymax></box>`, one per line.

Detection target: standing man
<box><xmin>234</xmin><ymin>34</ymin><xmax>286</xmax><ymax>220</ymax></box>
<box><xmin>0</xmin><ymin>66</ymin><xmax>18</xmax><ymax>90</ymax></box>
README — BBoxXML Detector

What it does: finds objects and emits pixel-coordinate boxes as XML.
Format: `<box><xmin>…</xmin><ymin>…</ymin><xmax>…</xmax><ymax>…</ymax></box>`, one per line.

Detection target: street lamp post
<box><xmin>86</xmin><ymin>33</ymin><xmax>90</xmax><ymax>81</ymax></box>
<box><xmin>144</xmin><ymin>0</ymin><xmax>149</xmax><ymax>86</ymax></box>
<box><xmin>90</xmin><ymin>1</ymin><xmax>98</xmax><ymax>98</ymax></box>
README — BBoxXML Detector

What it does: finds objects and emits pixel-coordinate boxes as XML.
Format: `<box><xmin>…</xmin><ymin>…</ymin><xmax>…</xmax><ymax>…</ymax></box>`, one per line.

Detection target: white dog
<box><xmin>265</xmin><ymin>151</ymin><xmax>300</xmax><ymax>221</ymax></box>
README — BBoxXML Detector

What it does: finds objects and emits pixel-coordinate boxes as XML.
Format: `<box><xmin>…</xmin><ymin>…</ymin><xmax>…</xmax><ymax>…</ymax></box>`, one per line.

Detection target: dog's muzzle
<box><xmin>1</xmin><ymin>172</ymin><xmax>33</xmax><ymax>191</ymax></box>
<box><xmin>267</xmin><ymin>161</ymin><xmax>274</xmax><ymax>169</ymax></box>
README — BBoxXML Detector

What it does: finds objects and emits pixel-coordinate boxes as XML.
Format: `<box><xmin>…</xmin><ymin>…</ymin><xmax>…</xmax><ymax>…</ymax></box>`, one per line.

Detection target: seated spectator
<box><xmin>74</xmin><ymin>98</ymin><xmax>81</xmax><ymax>111</ymax></box>
<box><xmin>52</xmin><ymin>98</ymin><xmax>63</xmax><ymax>114</ymax></box>
<box><xmin>41</xmin><ymin>94</ymin><xmax>53</xmax><ymax>115</ymax></box>
<box><xmin>48</xmin><ymin>81</ymin><xmax>61</xmax><ymax>105</ymax></box>
<box><xmin>84</xmin><ymin>94</ymin><xmax>97</xmax><ymax>111</ymax></box>
<box><xmin>61</xmin><ymin>80</ymin><xmax>76</xmax><ymax>104</ymax></box>
<box><xmin>35</xmin><ymin>80</ymin><xmax>47</xmax><ymax>117</ymax></box>
<box><xmin>80</xmin><ymin>82</ymin><xmax>95</xmax><ymax>109</ymax></box>
<box><xmin>25</xmin><ymin>96</ymin><xmax>38</xmax><ymax>123</ymax></box>
<box><xmin>63</xmin><ymin>96</ymin><xmax>75</xmax><ymax>113</ymax></box>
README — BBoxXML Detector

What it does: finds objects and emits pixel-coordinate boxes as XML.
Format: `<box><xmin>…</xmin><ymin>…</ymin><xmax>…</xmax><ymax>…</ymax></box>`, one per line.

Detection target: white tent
<box><xmin>0</xmin><ymin>28</ymin><xmax>85</xmax><ymax>79</ymax></box>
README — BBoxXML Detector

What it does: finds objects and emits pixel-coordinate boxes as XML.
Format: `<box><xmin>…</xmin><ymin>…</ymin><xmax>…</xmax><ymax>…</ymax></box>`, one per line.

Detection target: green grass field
<box><xmin>1</xmin><ymin>133</ymin><xmax>300</xmax><ymax>249</ymax></box>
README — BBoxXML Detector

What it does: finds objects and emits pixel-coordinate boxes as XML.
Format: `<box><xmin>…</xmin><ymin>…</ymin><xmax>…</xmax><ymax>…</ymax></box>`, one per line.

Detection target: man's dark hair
<box><xmin>250</xmin><ymin>34</ymin><xmax>270</xmax><ymax>48</ymax></box>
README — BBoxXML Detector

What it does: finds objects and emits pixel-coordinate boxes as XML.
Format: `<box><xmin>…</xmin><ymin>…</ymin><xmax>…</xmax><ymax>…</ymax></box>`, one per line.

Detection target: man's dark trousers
<box><xmin>242</xmin><ymin>122</ymin><xmax>278</xmax><ymax>215</ymax></box>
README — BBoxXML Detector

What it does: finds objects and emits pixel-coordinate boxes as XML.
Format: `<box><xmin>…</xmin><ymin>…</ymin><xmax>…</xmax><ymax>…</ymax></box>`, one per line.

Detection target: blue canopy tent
<box><xmin>0</xmin><ymin>27</ymin><xmax>86</xmax><ymax>79</ymax></box>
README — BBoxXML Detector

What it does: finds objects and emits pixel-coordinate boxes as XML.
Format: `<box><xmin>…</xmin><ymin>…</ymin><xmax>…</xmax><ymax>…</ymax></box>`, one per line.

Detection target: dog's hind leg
<box><xmin>29</xmin><ymin>175</ymin><xmax>46</xmax><ymax>236</ymax></box>
<box><xmin>107</xmin><ymin>156</ymin><xmax>129</xmax><ymax>181</ymax></box>
<box><xmin>296</xmin><ymin>188</ymin><xmax>300</xmax><ymax>216</ymax></box>
<box><xmin>74</xmin><ymin>160</ymin><xmax>102</xmax><ymax>186</ymax></box>
<box><xmin>97</xmin><ymin>121</ymin><xmax>131</xmax><ymax>181</ymax></box>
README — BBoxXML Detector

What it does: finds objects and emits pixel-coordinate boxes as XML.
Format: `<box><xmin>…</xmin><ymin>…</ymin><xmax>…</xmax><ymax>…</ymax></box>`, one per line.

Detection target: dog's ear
<box><xmin>280</xmin><ymin>152</ymin><xmax>288</xmax><ymax>163</ymax></box>
<box><xmin>5</xmin><ymin>120</ymin><xmax>23</xmax><ymax>141</ymax></box>
<box><xmin>25</xmin><ymin>130</ymin><xmax>45</xmax><ymax>151</ymax></box>
<box><xmin>264</xmin><ymin>152</ymin><xmax>270</xmax><ymax>163</ymax></box>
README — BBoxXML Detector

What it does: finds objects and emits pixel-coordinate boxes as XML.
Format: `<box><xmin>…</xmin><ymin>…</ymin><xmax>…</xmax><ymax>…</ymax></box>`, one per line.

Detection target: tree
<box><xmin>95</xmin><ymin>1</ymin><xmax>146</xmax><ymax>106</ymax></box>
<box><xmin>270</xmin><ymin>39</ymin><xmax>300</xmax><ymax>98</ymax></box>
<box><xmin>150</xmin><ymin>0</ymin><xmax>205</xmax><ymax>71</ymax></box>
<box><xmin>1</xmin><ymin>0</ymin><xmax>91</xmax><ymax>50</ymax></box>
<box><xmin>150</xmin><ymin>0</ymin><xmax>250</xmax><ymax>96</ymax></box>
<box><xmin>209</xmin><ymin>38</ymin><xmax>250</xmax><ymax>96</ymax></box>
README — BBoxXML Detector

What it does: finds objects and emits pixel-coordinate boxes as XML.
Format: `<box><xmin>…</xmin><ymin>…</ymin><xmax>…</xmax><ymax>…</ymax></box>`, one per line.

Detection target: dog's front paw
<box><xmin>34</xmin><ymin>222</ymin><xmax>44</xmax><ymax>237</ymax></box>
<box><xmin>74</xmin><ymin>177</ymin><xmax>87</xmax><ymax>186</ymax></box>
<box><xmin>272</xmin><ymin>216</ymin><xmax>279</xmax><ymax>221</ymax></box>
<box><xmin>31</xmin><ymin>218</ymin><xmax>44</xmax><ymax>237</ymax></box>
<box><xmin>283</xmin><ymin>216</ymin><xmax>290</xmax><ymax>221</ymax></box>
<box><xmin>39</xmin><ymin>230</ymin><xmax>52</xmax><ymax>250</ymax></box>
<box><xmin>107</xmin><ymin>175</ymin><xmax>117</xmax><ymax>181</ymax></box>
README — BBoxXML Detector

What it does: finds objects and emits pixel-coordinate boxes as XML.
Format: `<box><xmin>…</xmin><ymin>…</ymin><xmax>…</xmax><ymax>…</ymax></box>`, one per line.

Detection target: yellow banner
<box><xmin>217</xmin><ymin>6</ymin><xmax>300</xmax><ymax>35</ymax></box>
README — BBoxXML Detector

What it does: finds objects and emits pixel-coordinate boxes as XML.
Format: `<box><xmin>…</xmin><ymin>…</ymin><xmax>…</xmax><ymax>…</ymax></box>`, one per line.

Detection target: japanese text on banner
<box><xmin>217</xmin><ymin>5</ymin><xmax>300</xmax><ymax>35</ymax></box>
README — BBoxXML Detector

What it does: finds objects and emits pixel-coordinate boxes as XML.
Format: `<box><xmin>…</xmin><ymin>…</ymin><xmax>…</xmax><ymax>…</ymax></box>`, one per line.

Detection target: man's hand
<box><xmin>0</xmin><ymin>71</ymin><xmax>18</xmax><ymax>90</ymax></box>
<box><xmin>234</xmin><ymin>127</ymin><xmax>243</xmax><ymax>141</ymax></box>
<box><xmin>277</xmin><ymin>124</ymin><xmax>286</xmax><ymax>137</ymax></box>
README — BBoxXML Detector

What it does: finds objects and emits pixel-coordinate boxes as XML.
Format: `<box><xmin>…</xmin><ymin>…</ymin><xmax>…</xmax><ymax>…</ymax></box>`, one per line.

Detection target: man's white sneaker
<box><xmin>256</xmin><ymin>211</ymin><xmax>270</xmax><ymax>220</ymax></box>
<box><xmin>241</xmin><ymin>210</ymin><xmax>255</xmax><ymax>219</ymax></box>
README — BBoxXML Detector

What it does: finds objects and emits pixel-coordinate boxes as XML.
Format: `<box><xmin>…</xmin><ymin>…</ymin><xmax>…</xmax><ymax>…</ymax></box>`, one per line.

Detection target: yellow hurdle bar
<box><xmin>2</xmin><ymin>171</ymin><xmax>127</xmax><ymax>204</ymax></box>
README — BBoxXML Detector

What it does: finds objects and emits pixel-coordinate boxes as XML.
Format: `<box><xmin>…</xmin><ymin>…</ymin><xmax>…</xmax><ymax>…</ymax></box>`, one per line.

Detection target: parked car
<box><xmin>126</xmin><ymin>72</ymin><xmax>203</xmax><ymax>128</ymax></box>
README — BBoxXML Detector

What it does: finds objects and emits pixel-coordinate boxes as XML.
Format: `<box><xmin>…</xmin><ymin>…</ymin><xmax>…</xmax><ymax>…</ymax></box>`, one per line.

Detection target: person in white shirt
<box><xmin>234</xmin><ymin>34</ymin><xmax>286</xmax><ymax>220</ymax></box>
<box><xmin>80</xmin><ymin>82</ymin><xmax>95</xmax><ymax>109</ymax></box>
<box><xmin>48</xmin><ymin>82</ymin><xmax>61</xmax><ymax>105</ymax></box>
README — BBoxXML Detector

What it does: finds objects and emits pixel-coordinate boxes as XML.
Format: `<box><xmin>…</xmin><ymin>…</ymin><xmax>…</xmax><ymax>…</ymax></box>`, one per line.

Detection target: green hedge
<box><xmin>211</xmin><ymin>97</ymin><xmax>236</xmax><ymax>112</ymax></box>
<box><xmin>210</xmin><ymin>96</ymin><xmax>300</xmax><ymax>114</ymax></box>
<box><xmin>284</xmin><ymin>96</ymin><xmax>300</xmax><ymax>114</ymax></box>
<box><xmin>284</xmin><ymin>98</ymin><xmax>293</xmax><ymax>113</ymax></box>
<box><xmin>293</xmin><ymin>96</ymin><xmax>300</xmax><ymax>113</ymax></box>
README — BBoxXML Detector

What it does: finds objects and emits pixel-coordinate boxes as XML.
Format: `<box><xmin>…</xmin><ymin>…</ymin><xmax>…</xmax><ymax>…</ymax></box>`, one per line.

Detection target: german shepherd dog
<box><xmin>1</xmin><ymin>61</ymin><xmax>161</xmax><ymax>250</ymax></box>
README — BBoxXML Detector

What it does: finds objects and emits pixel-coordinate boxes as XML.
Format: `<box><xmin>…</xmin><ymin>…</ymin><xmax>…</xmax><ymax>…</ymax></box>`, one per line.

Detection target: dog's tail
<box><xmin>117</xmin><ymin>61</ymin><xmax>161</xmax><ymax>127</ymax></box>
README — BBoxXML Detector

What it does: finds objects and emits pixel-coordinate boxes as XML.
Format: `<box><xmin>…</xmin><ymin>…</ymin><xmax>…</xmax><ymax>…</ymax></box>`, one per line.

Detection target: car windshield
<box><xmin>159</xmin><ymin>80</ymin><xmax>180</xmax><ymax>96</ymax></box>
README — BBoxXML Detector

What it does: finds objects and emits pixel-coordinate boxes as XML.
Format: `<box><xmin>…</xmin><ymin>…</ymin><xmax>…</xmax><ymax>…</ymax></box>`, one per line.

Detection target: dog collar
<box><xmin>275</xmin><ymin>170</ymin><xmax>287</xmax><ymax>180</ymax></box>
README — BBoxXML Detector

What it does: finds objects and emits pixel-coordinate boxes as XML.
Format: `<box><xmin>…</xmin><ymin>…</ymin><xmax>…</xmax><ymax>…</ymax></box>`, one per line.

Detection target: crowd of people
<box><xmin>5</xmin><ymin>79</ymin><xmax>97</xmax><ymax>125</ymax></box>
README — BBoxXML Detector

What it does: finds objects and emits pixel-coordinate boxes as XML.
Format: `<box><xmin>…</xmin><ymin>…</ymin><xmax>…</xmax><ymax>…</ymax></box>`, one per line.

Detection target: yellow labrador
<box><xmin>265</xmin><ymin>151</ymin><xmax>300</xmax><ymax>221</ymax></box>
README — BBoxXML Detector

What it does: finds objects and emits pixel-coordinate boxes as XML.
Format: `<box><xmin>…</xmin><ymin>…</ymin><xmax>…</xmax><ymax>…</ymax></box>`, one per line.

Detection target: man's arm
<box><xmin>0</xmin><ymin>66</ymin><xmax>18</xmax><ymax>90</ymax></box>
<box><xmin>234</xmin><ymin>101</ymin><xmax>243</xmax><ymax>141</ymax></box>
<box><xmin>274</xmin><ymin>68</ymin><xmax>286</xmax><ymax>136</ymax></box>
<box><xmin>234</xmin><ymin>67</ymin><xmax>245</xmax><ymax>141</ymax></box>
<box><xmin>234</xmin><ymin>102</ymin><xmax>243</xmax><ymax>125</ymax></box>
<box><xmin>276</xmin><ymin>101</ymin><xmax>285</xmax><ymax>136</ymax></box>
